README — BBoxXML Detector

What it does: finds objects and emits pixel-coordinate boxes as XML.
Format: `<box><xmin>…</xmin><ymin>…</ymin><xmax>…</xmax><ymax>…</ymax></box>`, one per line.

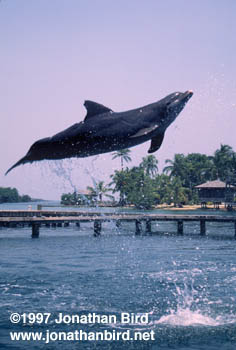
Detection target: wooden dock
<box><xmin>1</xmin><ymin>210</ymin><xmax>236</xmax><ymax>238</ymax></box>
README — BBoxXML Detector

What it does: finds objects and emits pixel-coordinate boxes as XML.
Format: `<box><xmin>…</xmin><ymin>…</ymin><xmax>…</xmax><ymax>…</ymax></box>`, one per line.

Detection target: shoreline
<box><xmin>59</xmin><ymin>203</ymin><xmax>230</xmax><ymax>211</ymax></box>
<box><xmin>155</xmin><ymin>204</ymin><xmax>224</xmax><ymax>211</ymax></box>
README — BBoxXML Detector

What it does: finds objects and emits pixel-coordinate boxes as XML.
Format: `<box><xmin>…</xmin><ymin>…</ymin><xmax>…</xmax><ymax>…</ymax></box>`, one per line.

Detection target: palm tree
<box><xmin>110</xmin><ymin>170</ymin><xmax>128</xmax><ymax>205</ymax></box>
<box><xmin>163</xmin><ymin>154</ymin><xmax>186</xmax><ymax>179</ymax></box>
<box><xmin>112</xmin><ymin>149</ymin><xmax>131</xmax><ymax>170</ymax></box>
<box><xmin>140</xmin><ymin>155</ymin><xmax>158</xmax><ymax>177</ymax></box>
<box><xmin>87</xmin><ymin>181</ymin><xmax>113</xmax><ymax>202</ymax></box>
<box><xmin>170</xmin><ymin>177</ymin><xmax>188</xmax><ymax>207</ymax></box>
<box><xmin>213</xmin><ymin>144</ymin><xmax>235</xmax><ymax>181</ymax></box>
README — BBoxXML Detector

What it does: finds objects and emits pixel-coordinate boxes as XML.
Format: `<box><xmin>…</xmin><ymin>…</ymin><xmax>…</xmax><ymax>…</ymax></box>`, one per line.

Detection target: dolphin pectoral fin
<box><xmin>148</xmin><ymin>133</ymin><xmax>165</xmax><ymax>153</ymax></box>
<box><xmin>84</xmin><ymin>100</ymin><xmax>113</xmax><ymax>120</ymax></box>
<box><xmin>130</xmin><ymin>125</ymin><xmax>159</xmax><ymax>138</ymax></box>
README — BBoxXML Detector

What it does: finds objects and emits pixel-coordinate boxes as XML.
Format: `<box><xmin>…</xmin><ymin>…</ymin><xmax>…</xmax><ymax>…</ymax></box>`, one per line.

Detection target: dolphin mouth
<box><xmin>164</xmin><ymin>90</ymin><xmax>193</xmax><ymax>124</ymax></box>
<box><xmin>166</xmin><ymin>90</ymin><xmax>193</xmax><ymax>108</ymax></box>
<box><xmin>182</xmin><ymin>90</ymin><xmax>193</xmax><ymax>104</ymax></box>
<box><xmin>169</xmin><ymin>90</ymin><xmax>193</xmax><ymax>107</ymax></box>
<box><xmin>173</xmin><ymin>90</ymin><xmax>193</xmax><ymax>106</ymax></box>
<box><xmin>184</xmin><ymin>90</ymin><xmax>193</xmax><ymax>99</ymax></box>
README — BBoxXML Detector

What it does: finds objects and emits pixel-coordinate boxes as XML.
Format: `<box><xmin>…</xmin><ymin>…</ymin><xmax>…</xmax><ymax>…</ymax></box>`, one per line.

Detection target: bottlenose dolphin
<box><xmin>5</xmin><ymin>90</ymin><xmax>193</xmax><ymax>175</ymax></box>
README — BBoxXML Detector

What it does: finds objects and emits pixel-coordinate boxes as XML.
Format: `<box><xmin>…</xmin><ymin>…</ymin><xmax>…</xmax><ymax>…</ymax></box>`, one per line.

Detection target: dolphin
<box><xmin>5</xmin><ymin>90</ymin><xmax>193</xmax><ymax>175</ymax></box>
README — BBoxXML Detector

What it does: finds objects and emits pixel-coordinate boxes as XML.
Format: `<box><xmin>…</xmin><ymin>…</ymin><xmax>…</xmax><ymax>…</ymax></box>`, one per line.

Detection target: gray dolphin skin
<box><xmin>5</xmin><ymin>90</ymin><xmax>193</xmax><ymax>175</ymax></box>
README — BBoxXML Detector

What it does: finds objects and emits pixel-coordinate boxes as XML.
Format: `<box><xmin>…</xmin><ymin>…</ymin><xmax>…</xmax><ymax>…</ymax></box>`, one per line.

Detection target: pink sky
<box><xmin>0</xmin><ymin>0</ymin><xmax>235</xmax><ymax>199</ymax></box>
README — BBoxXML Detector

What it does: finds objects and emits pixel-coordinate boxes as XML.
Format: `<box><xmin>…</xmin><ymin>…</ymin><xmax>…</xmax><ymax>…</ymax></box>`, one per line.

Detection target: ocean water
<box><xmin>1</xmin><ymin>203</ymin><xmax>236</xmax><ymax>349</ymax></box>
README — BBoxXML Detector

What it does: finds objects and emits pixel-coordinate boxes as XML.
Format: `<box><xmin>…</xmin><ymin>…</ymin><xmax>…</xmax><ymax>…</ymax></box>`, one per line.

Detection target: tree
<box><xmin>170</xmin><ymin>177</ymin><xmax>188</xmax><ymax>207</ymax></box>
<box><xmin>213</xmin><ymin>144</ymin><xmax>235</xmax><ymax>181</ymax></box>
<box><xmin>62</xmin><ymin>144</ymin><xmax>236</xmax><ymax>208</ymax></box>
<box><xmin>110</xmin><ymin>166</ymin><xmax>157</xmax><ymax>209</ymax></box>
<box><xmin>61</xmin><ymin>192</ymin><xmax>81</xmax><ymax>205</ymax></box>
<box><xmin>153</xmin><ymin>174</ymin><xmax>172</xmax><ymax>204</ymax></box>
<box><xmin>183</xmin><ymin>153</ymin><xmax>217</xmax><ymax>192</ymax></box>
<box><xmin>0</xmin><ymin>187</ymin><xmax>31</xmax><ymax>203</ymax></box>
<box><xmin>163</xmin><ymin>154</ymin><xmax>186</xmax><ymax>179</ymax></box>
<box><xmin>87</xmin><ymin>181</ymin><xmax>113</xmax><ymax>202</ymax></box>
<box><xmin>122</xmin><ymin>167</ymin><xmax>157</xmax><ymax>209</ymax></box>
<box><xmin>112</xmin><ymin>149</ymin><xmax>131</xmax><ymax>170</ymax></box>
<box><xmin>110</xmin><ymin>169</ymin><xmax>129</xmax><ymax>205</ymax></box>
<box><xmin>140</xmin><ymin>155</ymin><xmax>158</xmax><ymax>177</ymax></box>
<box><xmin>163</xmin><ymin>153</ymin><xmax>217</xmax><ymax>202</ymax></box>
<box><xmin>20</xmin><ymin>195</ymin><xmax>31</xmax><ymax>202</ymax></box>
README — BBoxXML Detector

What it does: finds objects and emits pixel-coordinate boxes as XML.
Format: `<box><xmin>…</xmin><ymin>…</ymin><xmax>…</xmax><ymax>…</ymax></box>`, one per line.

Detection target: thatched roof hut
<box><xmin>195</xmin><ymin>180</ymin><xmax>235</xmax><ymax>208</ymax></box>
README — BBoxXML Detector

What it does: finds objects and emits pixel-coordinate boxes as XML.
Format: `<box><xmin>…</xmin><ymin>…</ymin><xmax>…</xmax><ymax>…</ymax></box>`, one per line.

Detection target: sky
<box><xmin>0</xmin><ymin>0</ymin><xmax>236</xmax><ymax>200</ymax></box>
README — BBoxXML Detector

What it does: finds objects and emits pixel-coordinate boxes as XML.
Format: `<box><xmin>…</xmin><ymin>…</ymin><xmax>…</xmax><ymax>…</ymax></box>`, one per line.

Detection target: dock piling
<box><xmin>32</xmin><ymin>223</ymin><xmax>40</xmax><ymax>238</ymax></box>
<box><xmin>145</xmin><ymin>219</ymin><xmax>152</xmax><ymax>233</ymax></box>
<box><xmin>115</xmin><ymin>220</ymin><xmax>121</xmax><ymax>228</ymax></box>
<box><xmin>135</xmin><ymin>220</ymin><xmax>142</xmax><ymax>235</ymax></box>
<box><xmin>177</xmin><ymin>220</ymin><xmax>183</xmax><ymax>235</ymax></box>
<box><xmin>200</xmin><ymin>220</ymin><xmax>206</xmax><ymax>235</ymax></box>
<box><xmin>94</xmin><ymin>220</ymin><xmax>102</xmax><ymax>236</ymax></box>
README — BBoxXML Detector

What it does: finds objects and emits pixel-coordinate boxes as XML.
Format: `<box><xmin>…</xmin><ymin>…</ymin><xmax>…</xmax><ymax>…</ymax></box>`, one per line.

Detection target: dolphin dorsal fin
<box><xmin>84</xmin><ymin>100</ymin><xmax>113</xmax><ymax>120</ymax></box>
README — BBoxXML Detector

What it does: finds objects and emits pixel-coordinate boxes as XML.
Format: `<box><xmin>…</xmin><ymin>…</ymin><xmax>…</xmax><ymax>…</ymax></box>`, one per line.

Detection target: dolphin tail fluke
<box><xmin>5</xmin><ymin>156</ymin><xmax>30</xmax><ymax>176</ymax></box>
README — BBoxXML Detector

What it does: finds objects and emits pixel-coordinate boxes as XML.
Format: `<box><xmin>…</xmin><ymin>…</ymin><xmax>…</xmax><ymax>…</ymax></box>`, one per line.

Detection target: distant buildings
<box><xmin>195</xmin><ymin>180</ymin><xmax>236</xmax><ymax>209</ymax></box>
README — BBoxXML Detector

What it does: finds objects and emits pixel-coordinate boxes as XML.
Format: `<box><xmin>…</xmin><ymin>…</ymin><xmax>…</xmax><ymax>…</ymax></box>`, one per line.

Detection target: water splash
<box><xmin>155</xmin><ymin>308</ymin><xmax>219</xmax><ymax>326</ymax></box>
<box><xmin>155</xmin><ymin>278</ymin><xmax>236</xmax><ymax>327</ymax></box>
<box><xmin>47</xmin><ymin>159</ymin><xmax>78</xmax><ymax>193</ymax></box>
<box><xmin>152</xmin><ymin>265</ymin><xmax>236</xmax><ymax>327</ymax></box>
<box><xmin>37</xmin><ymin>157</ymin><xmax>107</xmax><ymax>206</ymax></box>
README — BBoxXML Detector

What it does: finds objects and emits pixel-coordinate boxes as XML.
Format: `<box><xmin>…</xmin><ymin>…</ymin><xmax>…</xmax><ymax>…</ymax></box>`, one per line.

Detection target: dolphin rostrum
<box><xmin>5</xmin><ymin>91</ymin><xmax>193</xmax><ymax>175</ymax></box>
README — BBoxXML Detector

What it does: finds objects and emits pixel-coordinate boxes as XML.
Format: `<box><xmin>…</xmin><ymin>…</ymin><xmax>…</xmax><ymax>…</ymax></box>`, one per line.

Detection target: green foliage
<box><xmin>140</xmin><ymin>155</ymin><xmax>158</xmax><ymax>177</ymax></box>
<box><xmin>110</xmin><ymin>169</ymin><xmax>130</xmax><ymax>205</ymax></box>
<box><xmin>61</xmin><ymin>144</ymin><xmax>236</xmax><ymax>209</ymax></box>
<box><xmin>122</xmin><ymin>167</ymin><xmax>157</xmax><ymax>209</ymax></box>
<box><xmin>20</xmin><ymin>194</ymin><xmax>31</xmax><ymax>202</ymax></box>
<box><xmin>153</xmin><ymin>174</ymin><xmax>172</xmax><ymax>204</ymax></box>
<box><xmin>170</xmin><ymin>177</ymin><xmax>189</xmax><ymax>207</ymax></box>
<box><xmin>61</xmin><ymin>192</ymin><xmax>77</xmax><ymax>205</ymax></box>
<box><xmin>0</xmin><ymin>187</ymin><xmax>31</xmax><ymax>203</ymax></box>
<box><xmin>61</xmin><ymin>182</ymin><xmax>113</xmax><ymax>206</ymax></box>
<box><xmin>110</xmin><ymin>144</ymin><xmax>236</xmax><ymax>208</ymax></box>
<box><xmin>112</xmin><ymin>149</ymin><xmax>131</xmax><ymax>170</ymax></box>
<box><xmin>86</xmin><ymin>181</ymin><xmax>113</xmax><ymax>202</ymax></box>
<box><xmin>61</xmin><ymin>192</ymin><xmax>91</xmax><ymax>206</ymax></box>
<box><xmin>213</xmin><ymin>144</ymin><xmax>236</xmax><ymax>181</ymax></box>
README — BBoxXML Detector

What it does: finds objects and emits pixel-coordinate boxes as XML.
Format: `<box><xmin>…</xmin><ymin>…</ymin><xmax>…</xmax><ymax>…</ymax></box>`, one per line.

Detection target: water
<box><xmin>1</xmin><ymin>204</ymin><xmax>236</xmax><ymax>349</ymax></box>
